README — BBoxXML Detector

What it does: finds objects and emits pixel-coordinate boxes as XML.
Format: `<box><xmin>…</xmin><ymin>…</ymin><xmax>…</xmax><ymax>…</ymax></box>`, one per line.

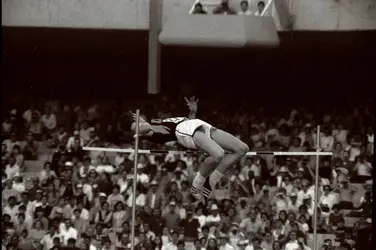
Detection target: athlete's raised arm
<box><xmin>118</xmin><ymin>111</ymin><xmax>170</xmax><ymax>136</ymax></box>
<box><xmin>184</xmin><ymin>96</ymin><xmax>199</xmax><ymax>119</ymax></box>
<box><xmin>129</xmin><ymin>112</ymin><xmax>170</xmax><ymax>135</ymax></box>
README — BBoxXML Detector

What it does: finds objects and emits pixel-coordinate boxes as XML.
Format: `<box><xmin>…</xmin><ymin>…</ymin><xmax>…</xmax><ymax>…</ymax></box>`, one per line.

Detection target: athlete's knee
<box><xmin>209</xmin><ymin>149</ymin><xmax>225</xmax><ymax>164</ymax></box>
<box><xmin>235</xmin><ymin>142</ymin><xmax>249</xmax><ymax>156</ymax></box>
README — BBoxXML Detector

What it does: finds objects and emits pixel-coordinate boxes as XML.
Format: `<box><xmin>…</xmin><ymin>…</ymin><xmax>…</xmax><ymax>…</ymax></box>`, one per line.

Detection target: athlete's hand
<box><xmin>151</xmin><ymin>125</ymin><xmax>171</xmax><ymax>134</ymax></box>
<box><xmin>185</xmin><ymin>96</ymin><xmax>199</xmax><ymax>112</ymax></box>
<box><xmin>130</xmin><ymin>111</ymin><xmax>146</xmax><ymax>123</ymax></box>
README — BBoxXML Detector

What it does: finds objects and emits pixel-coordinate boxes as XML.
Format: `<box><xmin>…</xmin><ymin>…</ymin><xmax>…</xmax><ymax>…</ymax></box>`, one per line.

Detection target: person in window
<box><xmin>238</xmin><ymin>1</ymin><xmax>252</xmax><ymax>15</ymax></box>
<box><xmin>192</xmin><ymin>3</ymin><xmax>207</xmax><ymax>14</ymax></box>
<box><xmin>213</xmin><ymin>0</ymin><xmax>237</xmax><ymax>14</ymax></box>
<box><xmin>254</xmin><ymin>1</ymin><xmax>265</xmax><ymax>16</ymax></box>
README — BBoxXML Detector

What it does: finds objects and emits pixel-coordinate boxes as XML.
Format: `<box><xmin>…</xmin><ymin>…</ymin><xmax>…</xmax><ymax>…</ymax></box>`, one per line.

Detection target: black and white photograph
<box><xmin>2</xmin><ymin>0</ymin><xmax>375</xmax><ymax>250</ymax></box>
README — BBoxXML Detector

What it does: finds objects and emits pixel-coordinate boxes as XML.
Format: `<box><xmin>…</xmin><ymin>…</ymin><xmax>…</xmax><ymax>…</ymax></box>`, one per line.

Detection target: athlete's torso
<box><xmin>144</xmin><ymin>117</ymin><xmax>188</xmax><ymax>143</ymax></box>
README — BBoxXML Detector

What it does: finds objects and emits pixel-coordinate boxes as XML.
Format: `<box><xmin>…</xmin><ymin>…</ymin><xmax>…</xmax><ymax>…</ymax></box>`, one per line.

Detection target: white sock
<box><xmin>209</xmin><ymin>169</ymin><xmax>224</xmax><ymax>189</ymax></box>
<box><xmin>192</xmin><ymin>173</ymin><xmax>206</xmax><ymax>190</ymax></box>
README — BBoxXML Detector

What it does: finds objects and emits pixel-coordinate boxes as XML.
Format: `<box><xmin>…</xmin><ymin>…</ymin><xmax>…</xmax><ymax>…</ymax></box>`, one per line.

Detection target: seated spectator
<box><xmin>212</xmin><ymin>0</ymin><xmax>237</xmax><ymax>15</ymax></box>
<box><xmin>11</xmin><ymin>145</ymin><xmax>24</xmax><ymax>171</ymax></box>
<box><xmin>2</xmin><ymin>132</ymin><xmax>20</xmax><ymax>155</ymax></box>
<box><xmin>29</xmin><ymin>219</ymin><xmax>47</xmax><ymax>242</ymax></box>
<box><xmin>22</xmin><ymin>103</ymin><xmax>40</xmax><ymax>125</ymax></box>
<box><xmin>12</xmin><ymin>173</ymin><xmax>26</xmax><ymax>193</ymax></box>
<box><xmin>348</xmin><ymin>137</ymin><xmax>361</xmax><ymax>162</ymax></box>
<box><xmin>351</xmin><ymin>154</ymin><xmax>372</xmax><ymax>183</ymax></box>
<box><xmin>238</xmin><ymin>1</ymin><xmax>252</xmax><ymax>15</ymax></box>
<box><xmin>28</xmin><ymin>111</ymin><xmax>43</xmax><ymax>139</ymax></box>
<box><xmin>332</xmin><ymin>142</ymin><xmax>345</xmax><ymax>160</ymax></box>
<box><xmin>318</xmin><ymin>185</ymin><xmax>337</xmax><ymax>218</ymax></box>
<box><xmin>5</xmin><ymin>156</ymin><xmax>21</xmax><ymax>180</ymax></box>
<box><xmin>318</xmin><ymin>127</ymin><xmax>335</xmax><ymax>152</ymax></box>
<box><xmin>21</xmin><ymin>132</ymin><xmax>39</xmax><ymax>160</ymax></box>
<box><xmin>332</xmin><ymin>179</ymin><xmax>355</xmax><ymax>209</ymax></box>
<box><xmin>328</xmin><ymin>204</ymin><xmax>344</xmax><ymax>231</ymax></box>
<box><xmin>41</xmin><ymin>106</ymin><xmax>57</xmax><ymax>136</ymax></box>
<box><xmin>2</xmin><ymin>116</ymin><xmax>14</xmax><ymax>139</ymax></box>
<box><xmin>192</xmin><ymin>3</ymin><xmax>207</xmax><ymax>14</ymax></box>
<box><xmin>365</xmin><ymin>126</ymin><xmax>373</xmax><ymax>155</ymax></box>
<box><xmin>334</xmin><ymin>218</ymin><xmax>346</xmax><ymax>240</ymax></box>
<box><xmin>350</xmin><ymin>191</ymin><xmax>372</xmax><ymax>218</ymax></box>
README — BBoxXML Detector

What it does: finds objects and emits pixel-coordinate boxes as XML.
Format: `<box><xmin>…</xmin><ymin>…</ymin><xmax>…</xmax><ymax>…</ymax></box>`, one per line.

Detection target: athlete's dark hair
<box><xmin>118</xmin><ymin>112</ymin><xmax>134</xmax><ymax>132</ymax></box>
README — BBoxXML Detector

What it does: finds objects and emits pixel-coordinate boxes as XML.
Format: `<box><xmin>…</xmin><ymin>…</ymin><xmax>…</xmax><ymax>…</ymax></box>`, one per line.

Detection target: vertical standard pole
<box><xmin>130</xmin><ymin>109</ymin><xmax>140</xmax><ymax>250</ymax></box>
<box><xmin>148</xmin><ymin>0</ymin><xmax>162</xmax><ymax>94</ymax></box>
<box><xmin>313</xmin><ymin>125</ymin><xmax>321</xmax><ymax>250</ymax></box>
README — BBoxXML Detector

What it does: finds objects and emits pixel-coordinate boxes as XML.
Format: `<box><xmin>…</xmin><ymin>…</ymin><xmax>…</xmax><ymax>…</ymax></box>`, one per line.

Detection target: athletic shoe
<box><xmin>190</xmin><ymin>186</ymin><xmax>204</xmax><ymax>202</ymax></box>
<box><xmin>202</xmin><ymin>178</ymin><xmax>212</xmax><ymax>198</ymax></box>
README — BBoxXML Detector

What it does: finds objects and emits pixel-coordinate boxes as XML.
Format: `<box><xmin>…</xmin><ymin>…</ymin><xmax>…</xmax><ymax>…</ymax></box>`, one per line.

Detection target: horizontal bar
<box><xmin>83</xmin><ymin>147</ymin><xmax>333</xmax><ymax>156</ymax></box>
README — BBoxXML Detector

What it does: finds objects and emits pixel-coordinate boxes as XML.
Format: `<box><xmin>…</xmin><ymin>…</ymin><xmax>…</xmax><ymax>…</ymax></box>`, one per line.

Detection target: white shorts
<box><xmin>175</xmin><ymin>119</ymin><xmax>213</xmax><ymax>149</ymax></box>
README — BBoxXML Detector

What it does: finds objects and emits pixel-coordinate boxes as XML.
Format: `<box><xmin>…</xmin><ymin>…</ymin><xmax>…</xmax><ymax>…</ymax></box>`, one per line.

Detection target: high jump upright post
<box><xmin>313</xmin><ymin>125</ymin><xmax>321</xmax><ymax>250</ymax></box>
<box><xmin>148</xmin><ymin>0</ymin><xmax>163</xmax><ymax>94</ymax></box>
<box><xmin>130</xmin><ymin>109</ymin><xmax>140</xmax><ymax>250</ymax></box>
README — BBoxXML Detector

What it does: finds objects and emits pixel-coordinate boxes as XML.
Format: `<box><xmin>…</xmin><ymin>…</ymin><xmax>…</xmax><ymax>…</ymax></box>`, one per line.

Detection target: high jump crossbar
<box><xmin>83</xmin><ymin>147</ymin><xmax>333</xmax><ymax>156</ymax></box>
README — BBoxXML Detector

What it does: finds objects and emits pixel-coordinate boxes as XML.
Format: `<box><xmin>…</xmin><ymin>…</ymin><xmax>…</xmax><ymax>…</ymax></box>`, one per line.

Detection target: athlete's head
<box><xmin>118</xmin><ymin>112</ymin><xmax>134</xmax><ymax>132</ymax></box>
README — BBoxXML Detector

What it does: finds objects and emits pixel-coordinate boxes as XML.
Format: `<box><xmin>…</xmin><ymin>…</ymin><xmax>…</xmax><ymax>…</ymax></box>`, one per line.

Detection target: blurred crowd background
<box><xmin>2</xmin><ymin>89</ymin><xmax>373</xmax><ymax>250</ymax></box>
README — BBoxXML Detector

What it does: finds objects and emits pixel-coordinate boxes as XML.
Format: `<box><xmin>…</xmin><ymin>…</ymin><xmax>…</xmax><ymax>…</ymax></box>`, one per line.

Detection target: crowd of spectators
<box><xmin>191</xmin><ymin>0</ymin><xmax>267</xmax><ymax>16</ymax></box>
<box><xmin>2</xmin><ymin>94</ymin><xmax>373</xmax><ymax>250</ymax></box>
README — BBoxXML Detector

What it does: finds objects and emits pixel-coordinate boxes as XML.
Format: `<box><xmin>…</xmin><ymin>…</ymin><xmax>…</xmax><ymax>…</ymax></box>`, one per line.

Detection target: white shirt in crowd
<box><xmin>5</xmin><ymin>164</ymin><xmax>20</xmax><ymax>179</ymax></box>
<box><xmin>2</xmin><ymin>139</ymin><xmax>20</xmax><ymax>153</ymax></box>
<box><xmin>206</xmin><ymin>214</ymin><xmax>221</xmax><ymax>224</ymax></box>
<box><xmin>126</xmin><ymin>192</ymin><xmax>146</xmax><ymax>207</ymax></box>
<box><xmin>312</xmin><ymin>132</ymin><xmax>334</xmax><ymax>151</ymax></box>
<box><xmin>238</xmin><ymin>10</ymin><xmax>252</xmax><ymax>15</ymax></box>
<box><xmin>138</xmin><ymin>172</ymin><xmax>150</xmax><ymax>184</ymax></box>
<box><xmin>285</xmin><ymin>240</ymin><xmax>300</xmax><ymax>250</ymax></box>
<box><xmin>22</xmin><ymin>109</ymin><xmax>41</xmax><ymax>123</ymax></box>
<box><xmin>41</xmin><ymin>114</ymin><xmax>57</xmax><ymax>130</ymax></box>
<box><xmin>297</xmin><ymin>188</ymin><xmax>315</xmax><ymax>204</ymax></box>
<box><xmin>59</xmin><ymin>224</ymin><xmax>78</xmax><ymax>245</ymax></box>
<box><xmin>12</xmin><ymin>182</ymin><xmax>26</xmax><ymax>193</ymax></box>
<box><xmin>220</xmin><ymin>243</ymin><xmax>234</xmax><ymax>250</ymax></box>
<box><xmin>332</xmin><ymin>129</ymin><xmax>348</xmax><ymax>145</ymax></box>
<box><xmin>72</xmin><ymin>208</ymin><xmax>89</xmax><ymax>221</ymax></box>
<box><xmin>194</xmin><ymin>215</ymin><xmax>207</xmax><ymax>228</ymax></box>
<box><xmin>367</xmin><ymin>134</ymin><xmax>374</xmax><ymax>154</ymax></box>
<box><xmin>349</xmin><ymin>146</ymin><xmax>360</xmax><ymax>162</ymax></box>
<box><xmin>40</xmin><ymin>233</ymin><xmax>63</xmax><ymax>250</ymax></box>
<box><xmin>320</xmin><ymin>134</ymin><xmax>334</xmax><ymax>152</ymax></box>
<box><xmin>79</xmin><ymin>165</ymin><xmax>95</xmax><ymax>178</ymax></box>
<box><xmin>83</xmin><ymin>184</ymin><xmax>93</xmax><ymax>202</ymax></box>
<box><xmin>115</xmin><ymin>155</ymin><xmax>125</xmax><ymax>167</ymax></box>
<box><xmin>161</xmin><ymin>242</ymin><xmax>177</xmax><ymax>250</ymax></box>
<box><xmin>96</xmin><ymin>164</ymin><xmax>116</xmax><ymax>174</ymax></box>
<box><xmin>246</xmin><ymin>244</ymin><xmax>266</xmax><ymax>250</ymax></box>
<box><xmin>319</xmin><ymin>193</ymin><xmax>337</xmax><ymax>214</ymax></box>
<box><xmin>250</xmin><ymin>163</ymin><xmax>262</xmax><ymax>177</ymax></box>
<box><xmin>354</xmin><ymin>161</ymin><xmax>372</xmax><ymax>176</ymax></box>
<box><xmin>66</xmin><ymin>136</ymin><xmax>84</xmax><ymax>150</ymax></box>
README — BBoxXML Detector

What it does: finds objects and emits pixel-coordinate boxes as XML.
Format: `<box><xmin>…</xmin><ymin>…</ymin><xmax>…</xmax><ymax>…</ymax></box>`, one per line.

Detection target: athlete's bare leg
<box><xmin>208</xmin><ymin>128</ymin><xmax>249</xmax><ymax>190</ymax></box>
<box><xmin>190</xmin><ymin>127</ymin><xmax>249</xmax><ymax>198</ymax></box>
<box><xmin>190</xmin><ymin>128</ymin><xmax>225</xmax><ymax>199</ymax></box>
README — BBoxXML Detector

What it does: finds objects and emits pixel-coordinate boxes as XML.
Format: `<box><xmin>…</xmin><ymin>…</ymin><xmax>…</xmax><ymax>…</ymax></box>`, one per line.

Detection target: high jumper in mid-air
<box><xmin>119</xmin><ymin>97</ymin><xmax>249</xmax><ymax>200</ymax></box>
